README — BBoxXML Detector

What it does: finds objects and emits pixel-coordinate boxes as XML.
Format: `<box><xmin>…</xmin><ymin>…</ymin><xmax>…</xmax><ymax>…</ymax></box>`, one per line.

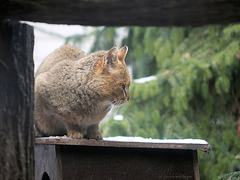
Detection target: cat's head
<box><xmin>95</xmin><ymin>46</ymin><xmax>131</xmax><ymax>106</ymax></box>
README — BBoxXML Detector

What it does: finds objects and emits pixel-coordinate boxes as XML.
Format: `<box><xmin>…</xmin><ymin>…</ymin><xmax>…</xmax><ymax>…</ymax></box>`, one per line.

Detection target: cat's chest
<box><xmin>91</xmin><ymin>101</ymin><xmax>111</xmax><ymax>116</ymax></box>
<box><xmin>72</xmin><ymin>100</ymin><xmax>111</xmax><ymax>123</ymax></box>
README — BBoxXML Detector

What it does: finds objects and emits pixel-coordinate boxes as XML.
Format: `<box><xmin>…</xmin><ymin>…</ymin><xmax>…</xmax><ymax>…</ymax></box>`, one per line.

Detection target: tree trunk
<box><xmin>0</xmin><ymin>20</ymin><xmax>34</xmax><ymax>180</ymax></box>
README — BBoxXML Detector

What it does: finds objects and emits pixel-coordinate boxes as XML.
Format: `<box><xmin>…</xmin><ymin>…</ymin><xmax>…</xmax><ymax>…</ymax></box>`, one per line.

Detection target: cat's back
<box><xmin>34</xmin><ymin>48</ymin><xmax>110</xmax><ymax>114</ymax></box>
<box><xmin>36</xmin><ymin>45</ymin><xmax>86</xmax><ymax>76</ymax></box>
<box><xmin>35</xmin><ymin>49</ymin><xmax>108</xmax><ymax>92</ymax></box>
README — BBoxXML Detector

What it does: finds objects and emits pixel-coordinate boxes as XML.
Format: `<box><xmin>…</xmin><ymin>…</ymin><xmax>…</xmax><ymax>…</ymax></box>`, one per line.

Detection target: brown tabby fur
<box><xmin>34</xmin><ymin>45</ymin><xmax>131</xmax><ymax>140</ymax></box>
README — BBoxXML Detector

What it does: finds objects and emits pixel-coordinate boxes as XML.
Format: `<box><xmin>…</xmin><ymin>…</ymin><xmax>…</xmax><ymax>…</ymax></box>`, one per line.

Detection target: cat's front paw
<box><xmin>87</xmin><ymin>132</ymin><xmax>103</xmax><ymax>140</ymax></box>
<box><xmin>67</xmin><ymin>131</ymin><xmax>83</xmax><ymax>139</ymax></box>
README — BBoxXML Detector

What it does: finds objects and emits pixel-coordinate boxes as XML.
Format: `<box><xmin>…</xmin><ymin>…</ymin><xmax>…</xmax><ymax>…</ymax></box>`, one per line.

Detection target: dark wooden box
<box><xmin>35</xmin><ymin>137</ymin><xmax>211</xmax><ymax>180</ymax></box>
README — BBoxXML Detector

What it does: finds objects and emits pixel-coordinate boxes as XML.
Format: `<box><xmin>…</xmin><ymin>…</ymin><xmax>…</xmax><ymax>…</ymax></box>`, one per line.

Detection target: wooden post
<box><xmin>0</xmin><ymin>20</ymin><xmax>34</xmax><ymax>179</ymax></box>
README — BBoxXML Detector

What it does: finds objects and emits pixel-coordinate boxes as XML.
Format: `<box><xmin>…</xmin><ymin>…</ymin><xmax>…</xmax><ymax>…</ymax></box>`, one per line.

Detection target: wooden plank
<box><xmin>35</xmin><ymin>144</ymin><xmax>198</xmax><ymax>180</ymax></box>
<box><xmin>193</xmin><ymin>151</ymin><xmax>200</xmax><ymax>180</ymax></box>
<box><xmin>35</xmin><ymin>137</ymin><xmax>212</xmax><ymax>152</ymax></box>
<box><xmin>1</xmin><ymin>0</ymin><xmax>240</xmax><ymax>26</ymax></box>
<box><xmin>0</xmin><ymin>20</ymin><xmax>34</xmax><ymax>180</ymax></box>
<box><xmin>35</xmin><ymin>145</ymin><xmax>62</xmax><ymax>180</ymax></box>
<box><xmin>60</xmin><ymin>146</ymin><xmax>196</xmax><ymax>180</ymax></box>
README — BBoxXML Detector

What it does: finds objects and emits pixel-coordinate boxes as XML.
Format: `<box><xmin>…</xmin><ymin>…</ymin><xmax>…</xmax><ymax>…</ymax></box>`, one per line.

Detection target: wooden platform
<box><xmin>35</xmin><ymin>136</ymin><xmax>211</xmax><ymax>180</ymax></box>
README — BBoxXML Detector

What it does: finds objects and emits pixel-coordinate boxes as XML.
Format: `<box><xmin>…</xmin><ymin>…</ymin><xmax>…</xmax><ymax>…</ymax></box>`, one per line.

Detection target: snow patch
<box><xmin>113</xmin><ymin>115</ymin><xmax>124</xmax><ymax>121</ymax></box>
<box><xmin>134</xmin><ymin>76</ymin><xmax>156</xmax><ymax>84</ymax></box>
<box><xmin>104</xmin><ymin>136</ymin><xmax>208</xmax><ymax>144</ymax></box>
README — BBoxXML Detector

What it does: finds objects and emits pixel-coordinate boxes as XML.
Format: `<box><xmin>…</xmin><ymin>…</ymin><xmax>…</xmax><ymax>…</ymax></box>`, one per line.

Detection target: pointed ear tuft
<box><xmin>118</xmin><ymin>45</ymin><xmax>128</xmax><ymax>62</ymax></box>
<box><xmin>104</xmin><ymin>46</ymin><xmax>118</xmax><ymax>71</ymax></box>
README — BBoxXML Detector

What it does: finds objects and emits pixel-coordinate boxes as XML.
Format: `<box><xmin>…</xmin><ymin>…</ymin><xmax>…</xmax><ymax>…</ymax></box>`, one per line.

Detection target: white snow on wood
<box><xmin>134</xmin><ymin>75</ymin><xmax>157</xmax><ymax>84</ymax></box>
<box><xmin>46</xmin><ymin>135</ymin><xmax>208</xmax><ymax>145</ymax></box>
<box><xmin>104</xmin><ymin>136</ymin><xmax>209</xmax><ymax>144</ymax></box>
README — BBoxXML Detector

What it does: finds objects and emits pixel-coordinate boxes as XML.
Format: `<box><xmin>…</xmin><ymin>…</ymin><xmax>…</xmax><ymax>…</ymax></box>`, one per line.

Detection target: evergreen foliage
<box><xmin>65</xmin><ymin>24</ymin><xmax>240</xmax><ymax>179</ymax></box>
<box><xmin>218</xmin><ymin>171</ymin><xmax>240</xmax><ymax>180</ymax></box>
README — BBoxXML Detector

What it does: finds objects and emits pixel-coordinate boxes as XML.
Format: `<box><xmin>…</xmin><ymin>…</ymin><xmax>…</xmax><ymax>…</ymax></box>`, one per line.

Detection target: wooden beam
<box><xmin>0</xmin><ymin>20</ymin><xmax>34</xmax><ymax>179</ymax></box>
<box><xmin>1</xmin><ymin>0</ymin><xmax>240</xmax><ymax>26</ymax></box>
<box><xmin>35</xmin><ymin>137</ymin><xmax>212</xmax><ymax>152</ymax></box>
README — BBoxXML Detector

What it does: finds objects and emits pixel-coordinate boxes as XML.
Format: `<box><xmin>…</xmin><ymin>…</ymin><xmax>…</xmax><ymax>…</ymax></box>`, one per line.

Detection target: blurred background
<box><xmin>30</xmin><ymin>22</ymin><xmax>240</xmax><ymax>179</ymax></box>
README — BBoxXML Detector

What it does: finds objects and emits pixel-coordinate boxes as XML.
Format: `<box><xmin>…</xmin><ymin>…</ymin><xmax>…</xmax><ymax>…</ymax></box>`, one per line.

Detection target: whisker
<box><xmin>104</xmin><ymin>104</ymin><xmax>112</xmax><ymax>112</ymax></box>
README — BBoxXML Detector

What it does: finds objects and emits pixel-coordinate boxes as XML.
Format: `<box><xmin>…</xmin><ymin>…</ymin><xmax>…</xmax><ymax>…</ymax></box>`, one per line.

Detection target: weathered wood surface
<box><xmin>35</xmin><ymin>145</ymin><xmax>61</xmax><ymax>180</ymax></box>
<box><xmin>35</xmin><ymin>144</ymin><xmax>200</xmax><ymax>180</ymax></box>
<box><xmin>0</xmin><ymin>20</ymin><xmax>34</xmax><ymax>180</ymax></box>
<box><xmin>35</xmin><ymin>137</ymin><xmax>210</xmax><ymax>179</ymax></box>
<box><xmin>35</xmin><ymin>136</ymin><xmax>212</xmax><ymax>152</ymax></box>
<box><xmin>1</xmin><ymin>0</ymin><xmax>240</xmax><ymax>26</ymax></box>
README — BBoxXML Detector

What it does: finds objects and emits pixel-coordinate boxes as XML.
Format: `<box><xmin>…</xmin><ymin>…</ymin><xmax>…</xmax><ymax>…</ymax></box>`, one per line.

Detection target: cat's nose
<box><xmin>127</xmin><ymin>96</ymin><xmax>130</xmax><ymax>101</ymax></box>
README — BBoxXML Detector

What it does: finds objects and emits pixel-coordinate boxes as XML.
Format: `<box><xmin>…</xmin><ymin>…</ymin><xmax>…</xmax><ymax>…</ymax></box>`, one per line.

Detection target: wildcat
<box><xmin>34</xmin><ymin>45</ymin><xmax>131</xmax><ymax>140</ymax></box>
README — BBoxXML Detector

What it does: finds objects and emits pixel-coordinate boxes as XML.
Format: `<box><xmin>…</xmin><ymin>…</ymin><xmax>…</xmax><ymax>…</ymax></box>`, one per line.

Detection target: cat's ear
<box><xmin>104</xmin><ymin>46</ymin><xmax>118</xmax><ymax>71</ymax></box>
<box><xmin>118</xmin><ymin>45</ymin><xmax>128</xmax><ymax>62</ymax></box>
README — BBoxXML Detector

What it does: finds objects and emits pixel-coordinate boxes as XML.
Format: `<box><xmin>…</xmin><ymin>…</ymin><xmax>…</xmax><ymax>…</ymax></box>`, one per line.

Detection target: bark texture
<box><xmin>0</xmin><ymin>20</ymin><xmax>34</xmax><ymax>180</ymax></box>
<box><xmin>1</xmin><ymin>0</ymin><xmax>240</xmax><ymax>26</ymax></box>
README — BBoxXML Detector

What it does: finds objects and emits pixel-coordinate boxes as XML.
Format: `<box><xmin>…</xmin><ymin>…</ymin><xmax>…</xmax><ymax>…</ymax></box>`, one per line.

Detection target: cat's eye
<box><xmin>121</xmin><ymin>84</ymin><xmax>126</xmax><ymax>90</ymax></box>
